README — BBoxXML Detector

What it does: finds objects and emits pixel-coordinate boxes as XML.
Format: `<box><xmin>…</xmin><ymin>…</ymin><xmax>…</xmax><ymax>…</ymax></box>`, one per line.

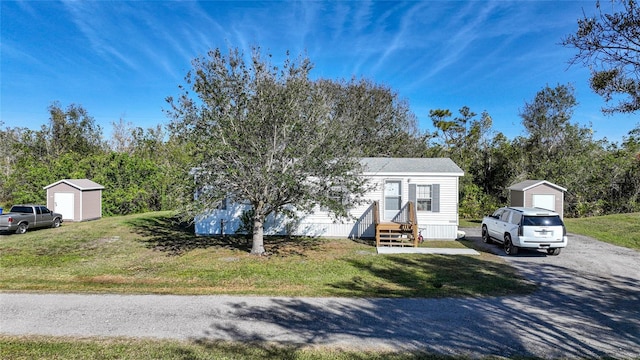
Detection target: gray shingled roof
<box><xmin>508</xmin><ymin>180</ymin><xmax>566</xmax><ymax>192</ymax></box>
<box><xmin>361</xmin><ymin>157</ymin><xmax>464</xmax><ymax>175</ymax></box>
<box><xmin>44</xmin><ymin>179</ymin><xmax>105</xmax><ymax>190</ymax></box>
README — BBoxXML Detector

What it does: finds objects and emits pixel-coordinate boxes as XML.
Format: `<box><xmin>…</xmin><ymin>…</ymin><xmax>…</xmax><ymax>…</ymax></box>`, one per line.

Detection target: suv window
<box><xmin>522</xmin><ymin>215</ymin><xmax>563</xmax><ymax>226</ymax></box>
<box><xmin>500</xmin><ymin>211</ymin><xmax>511</xmax><ymax>222</ymax></box>
<box><xmin>510</xmin><ymin>212</ymin><xmax>522</xmax><ymax>225</ymax></box>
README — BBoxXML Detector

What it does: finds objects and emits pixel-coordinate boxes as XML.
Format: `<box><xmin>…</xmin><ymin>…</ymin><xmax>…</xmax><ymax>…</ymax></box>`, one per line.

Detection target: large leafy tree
<box><xmin>517</xmin><ymin>83</ymin><xmax>618</xmax><ymax>217</ymax></box>
<box><xmin>0</xmin><ymin>122</ymin><xmax>12</xmax><ymax>175</ymax></box>
<box><xmin>519</xmin><ymin>83</ymin><xmax>578</xmax><ymax>170</ymax></box>
<box><xmin>316</xmin><ymin>78</ymin><xmax>427</xmax><ymax>157</ymax></box>
<box><xmin>562</xmin><ymin>0</ymin><xmax>640</xmax><ymax>114</ymax></box>
<box><xmin>167</xmin><ymin>48</ymin><xmax>369</xmax><ymax>255</ymax></box>
<box><xmin>427</xmin><ymin>107</ymin><xmax>500</xmax><ymax>218</ymax></box>
<box><xmin>46</xmin><ymin>102</ymin><xmax>105</xmax><ymax>156</ymax></box>
<box><xmin>519</xmin><ymin>84</ymin><xmax>578</xmax><ymax>183</ymax></box>
<box><xmin>0</xmin><ymin>124</ymin><xmax>20</xmax><ymax>204</ymax></box>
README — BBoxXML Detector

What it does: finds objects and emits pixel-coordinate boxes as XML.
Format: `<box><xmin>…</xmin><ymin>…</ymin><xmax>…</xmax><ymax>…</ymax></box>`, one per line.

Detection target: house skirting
<box><xmin>195</xmin><ymin>212</ymin><xmax>459</xmax><ymax>240</ymax></box>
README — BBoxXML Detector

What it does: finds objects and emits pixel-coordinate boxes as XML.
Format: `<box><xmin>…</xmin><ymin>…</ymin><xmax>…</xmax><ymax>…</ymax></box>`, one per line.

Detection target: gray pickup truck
<box><xmin>0</xmin><ymin>205</ymin><xmax>63</xmax><ymax>234</ymax></box>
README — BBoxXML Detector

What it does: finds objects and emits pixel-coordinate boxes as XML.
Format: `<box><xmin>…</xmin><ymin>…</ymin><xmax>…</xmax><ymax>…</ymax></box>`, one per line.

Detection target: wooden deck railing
<box><xmin>373</xmin><ymin>200</ymin><xmax>419</xmax><ymax>247</ymax></box>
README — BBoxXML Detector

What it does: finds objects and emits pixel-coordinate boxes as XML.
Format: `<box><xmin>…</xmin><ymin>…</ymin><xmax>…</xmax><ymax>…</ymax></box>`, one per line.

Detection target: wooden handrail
<box><xmin>373</xmin><ymin>201</ymin><xmax>379</xmax><ymax>247</ymax></box>
<box><xmin>408</xmin><ymin>201</ymin><xmax>416</xmax><ymax>224</ymax></box>
<box><xmin>408</xmin><ymin>201</ymin><xmax>419</xmax><ymax>246</ymax></box>
<box><xmin>373</xmin><ymin>200</ymin><xmax>380</xmax><ymax>225</ymax></box>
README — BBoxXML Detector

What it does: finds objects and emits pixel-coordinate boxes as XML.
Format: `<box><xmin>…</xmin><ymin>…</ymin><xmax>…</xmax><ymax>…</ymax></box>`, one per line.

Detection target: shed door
<box><xmin>533</xmin><ymin>194</ymin><xmax>555</xmax><ymax>211</ymax></box>
<box><xmin>54</xmin><ymin>193</ymin><xmax>75</xmax><ymax>220</ymax></box>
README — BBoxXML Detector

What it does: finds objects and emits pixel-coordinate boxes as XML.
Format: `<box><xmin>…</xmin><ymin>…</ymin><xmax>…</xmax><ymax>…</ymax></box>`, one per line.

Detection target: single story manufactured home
<box><xmin>195</xmin><ymin>157</ymin><xmax>464</xmax><ymax>244</ymax></box>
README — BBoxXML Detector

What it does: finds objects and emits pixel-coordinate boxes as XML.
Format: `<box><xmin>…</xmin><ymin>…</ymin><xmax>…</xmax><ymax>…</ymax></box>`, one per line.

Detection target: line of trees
<box><xmin>0</xmin><ymin>102</ymin><xmax>190</xmax><ymax>216</ymax></box>
<box><xmin>1</xmin><ymin>80</ymin><xmax>638</xmax><ymax>223</ymax></box>
<box><xmin>424</xmin><ymin>84</ymin><xmax>639</xmax><ymax>218</ymax></box>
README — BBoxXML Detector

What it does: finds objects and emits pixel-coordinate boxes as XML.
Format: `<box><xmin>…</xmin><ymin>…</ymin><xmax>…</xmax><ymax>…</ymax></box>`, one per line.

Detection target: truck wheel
<box><xmin>547</xmin><ymin>248</ymin><xmax>561</xmax><ymax>256</ymax></box>
<box><xmin>504</xmin><ymin>234</ymin><xmax>518</xmax><ymax>255</ymax></box>
<box><xmin>482</xmin><ymin>226</ymin><xmax>492</xmax><ymax>244</ymax></box>
<box><xmin>52</xmin><ymin>218</ymin><xmax>61</xmax><ymax>228</ymax></box>
<box><xmin>15</xmin><ymin>223</ymin><xmax>28</xmax><ymax>234</ymax></box>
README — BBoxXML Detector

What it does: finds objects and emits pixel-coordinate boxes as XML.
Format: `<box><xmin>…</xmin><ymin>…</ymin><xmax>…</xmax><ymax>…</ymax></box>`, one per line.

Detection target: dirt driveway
<box><xmin>1</xmin><ymin>229</ymin><xmax>639</xmax><ymax>358</ymax></box>
<box><xmin>462</xmin><ymin>227</ymin><xmax>640</xmax><ymax>357</ymax></box>
<box><xmin>464</xmin><ymin>226</ymin><xmax>639</xmax><ymax>288</ymax></box>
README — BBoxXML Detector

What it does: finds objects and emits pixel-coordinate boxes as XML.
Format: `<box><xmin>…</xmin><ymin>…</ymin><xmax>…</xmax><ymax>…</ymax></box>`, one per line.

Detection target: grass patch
<box><xmin>459</xmin><ymin>219</ymin><xmax>481</xmax><ymax>228</ymax></box>
<box><xmin>564</xmin><ymin>212</ymin><xmax>640</xmax><ymax>250</ymax></box>
<box><xmin>419</xmin><ymin>240</ymin><xmax>467</xmax><ymax>249</ymax></box>
<box><xmin>0</xmin><ymin>212</ymin><xmax>534</xmax><ymax>297</ymax></box>
<box><xmin>0</xmin><ymin>335</ymin><xmax>535</xmax><ymax>360</ymax></box>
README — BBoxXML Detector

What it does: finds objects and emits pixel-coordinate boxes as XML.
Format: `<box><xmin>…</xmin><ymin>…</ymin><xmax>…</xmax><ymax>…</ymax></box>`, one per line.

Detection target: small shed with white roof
<box><xmin>44</xmin><ymin>179</ymin><xmax>105</xmax><ymax>221</ymax></box>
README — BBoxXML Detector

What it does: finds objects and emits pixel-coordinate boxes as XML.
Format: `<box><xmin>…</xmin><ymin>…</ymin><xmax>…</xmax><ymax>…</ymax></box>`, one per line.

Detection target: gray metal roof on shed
<box><xmin>44</xmin><ymin>179</ymin><xmax>105</xmax><ymax>191</ymax></box>
<box><xmin>508</xmin><ymin>180</ymin><xmax>566</xmax><ymax>192</ymax></box>
<box><xmin>361</xmin><ymin>157</ymin><xmax>464</xmax><ymax>175</ymax></box>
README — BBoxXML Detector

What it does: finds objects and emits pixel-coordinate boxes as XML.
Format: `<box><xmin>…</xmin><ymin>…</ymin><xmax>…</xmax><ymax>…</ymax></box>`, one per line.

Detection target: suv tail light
<box><xmin>563</xmin><ymin>225</ymin><xmax>566</xmax><ymax>236</ymax></box>
<box><xmin>518</xmin><ymin>223</ymin><xmax>523</xmax><ymax>236</ymax></box>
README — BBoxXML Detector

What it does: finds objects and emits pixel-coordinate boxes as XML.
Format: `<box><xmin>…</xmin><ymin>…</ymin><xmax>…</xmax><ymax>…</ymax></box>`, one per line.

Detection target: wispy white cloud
<box><xmin>1</xmin><ymin>41</ymin><xmax>48</xmax><ymax>70</ymax></box>
<box><xmin>61</xmin><ymin>0</ymin><xmax>233</xmax><ymax>82</ymax></box>
<box><xmin>61</xmin><ymin>0</ymin><xmax>139</xmax><ymax>72</ymax></box>
<box><xmin>180</xmin><ymin>1</ymin><xmax>231</xmax><ymax>58</ymax></box>
<box><xmin>13</xmin><ymin>0</ymin><xmax>39</xmax><ymax>18</ymax></box>
<box><xmin>419</xmin><ymin>2</ymin><xmax>499</xmax><ymax>83</ymax></box>
<box><xmin>341</xmin><ymin>1</ymin><xmax>394</xmax><ymax>77</ymax></box>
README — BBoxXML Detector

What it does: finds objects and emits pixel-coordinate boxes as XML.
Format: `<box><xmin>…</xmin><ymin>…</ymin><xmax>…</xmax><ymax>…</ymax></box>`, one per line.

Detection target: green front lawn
<box><xmin>564</xmin><ymin>212</ymin><xmax>640</xmax><ymax>250</ymax></box>
<box><xmin>0</xmin><ymin>335</ymin><xmax>507</xmax><ymax>360</ymax></box>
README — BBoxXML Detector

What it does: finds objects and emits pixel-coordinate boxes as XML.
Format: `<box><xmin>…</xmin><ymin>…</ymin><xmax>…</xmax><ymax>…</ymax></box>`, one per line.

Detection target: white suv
<box><xmin>481</xmin><ymin>207</ymin><xmax>568</xmax><ymax>255</ymax></box>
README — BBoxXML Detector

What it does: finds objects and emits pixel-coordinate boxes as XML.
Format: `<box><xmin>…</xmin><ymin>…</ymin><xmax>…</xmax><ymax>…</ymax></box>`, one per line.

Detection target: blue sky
<box><xmin>1</xmin><ymin>1</ymin><xmax>637</xmax><ymax>143</ymax></box>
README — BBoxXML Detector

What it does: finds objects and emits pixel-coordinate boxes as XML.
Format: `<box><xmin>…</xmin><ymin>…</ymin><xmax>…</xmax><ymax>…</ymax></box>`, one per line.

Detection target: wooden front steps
<box><xmin>373</xmin><ymin>201</ymin><xmax>419</xmax><ymax>247</ymax></box>
<box><xmin>376</xmin><ymin>222</ymin><xmax>417</xmax><ymax>247</ymax></box>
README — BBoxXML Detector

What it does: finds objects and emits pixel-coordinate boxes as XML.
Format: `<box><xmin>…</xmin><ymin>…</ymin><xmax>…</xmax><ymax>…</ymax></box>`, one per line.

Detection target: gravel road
<box><xmin>1</xmin><ymin>228</ymin><xmax>639</xmax><ymax>358</ymax></box>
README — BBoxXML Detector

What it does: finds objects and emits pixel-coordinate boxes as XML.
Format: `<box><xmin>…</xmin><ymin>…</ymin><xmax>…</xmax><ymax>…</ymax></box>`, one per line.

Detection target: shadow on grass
<box><xmin>126</xmin><ymin>214</ymin><xmax>322</xmax><ymax>257</ymax></box>
<box><xmin>329</xmin><ymin>254</ymin><xmax>536</xmax><ymax>298</ymax></box>
<box><xmin>126</xmin><ymin>215</ymin><xmax>249</xmax><ymax>255</ymax></box>
<box><xmin>350</xmin><ymin>236</ymin><xmax>376</xmax><ymax>247</ymax></box>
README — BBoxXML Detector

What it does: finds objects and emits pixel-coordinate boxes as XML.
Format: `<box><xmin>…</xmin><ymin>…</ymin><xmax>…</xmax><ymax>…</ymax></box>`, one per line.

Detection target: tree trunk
<box><xmin>250</xmin><ymin>206</ymin><xmax>266</xmax><ymax>255</ymax></box>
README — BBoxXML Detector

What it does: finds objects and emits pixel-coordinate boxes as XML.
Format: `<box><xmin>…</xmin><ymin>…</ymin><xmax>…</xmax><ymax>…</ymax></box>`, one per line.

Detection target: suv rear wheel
<box><xmin>504</xmin><ymin>234</ymin><xmax>518</xmax><ymax>255</ymax></box>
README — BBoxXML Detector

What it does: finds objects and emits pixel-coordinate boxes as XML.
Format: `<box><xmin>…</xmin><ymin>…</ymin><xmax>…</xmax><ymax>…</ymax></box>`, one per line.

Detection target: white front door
<box><xmin>54</xmin><ymin>193</ymin><xmax>75</xmax><ymax>220</ymax></box>
<box><xmin>384</xmin><ymin>180</ymin><xmax>401</xmax><ymax>220</ymax></box>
